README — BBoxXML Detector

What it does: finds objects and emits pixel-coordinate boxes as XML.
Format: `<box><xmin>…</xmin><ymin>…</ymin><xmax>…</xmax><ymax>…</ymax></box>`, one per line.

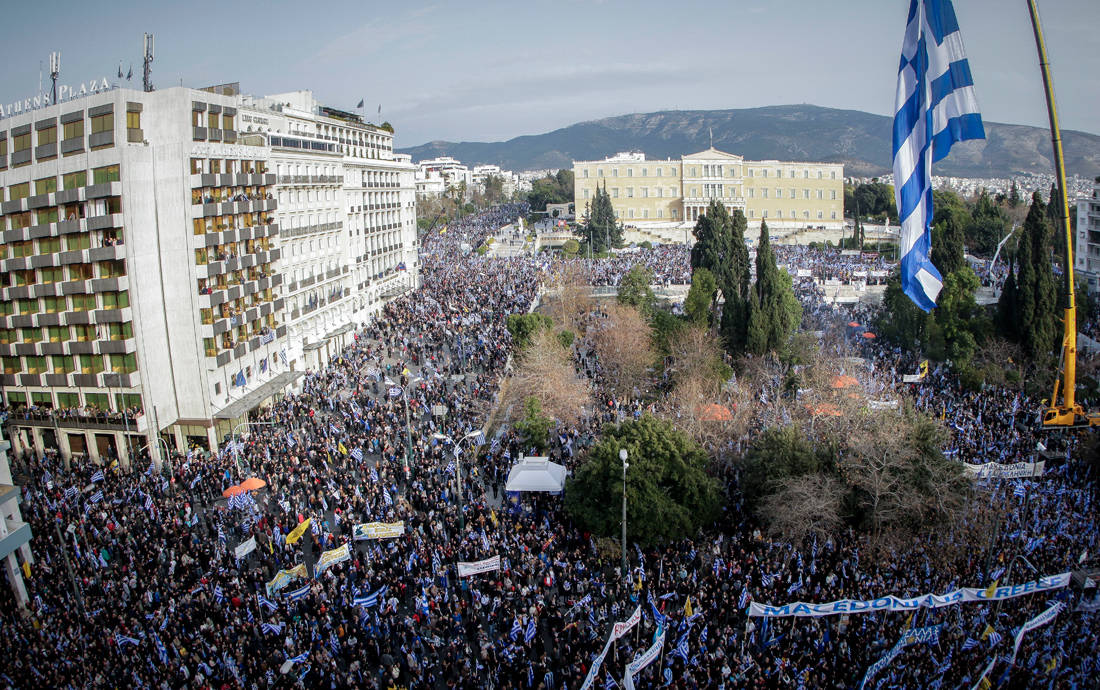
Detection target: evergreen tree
<box><xmin>683</xmin><ymin>267</ymin><xmax>717</xmax><ymax>327</ymax></box>
<box><xmin>996</xmin><ymin>256</ymin><xmax>1018</xmax><ymax>341</ymax></box>
<box><xmin>579</xmin><ymin>185</ymin><xmax>622</xmax><ymax>253</ymax></box>
<box><xmin>692</xmin><ymin>201</ymin><xmax>751</xmax><ymax>353</ymax></box>
<box><xmin>1009</xmin><ymin>180</ymin><xmax>1020</xmax><ymax>208</ymax></box>
<box><xmin>930</xmin><ymin>207</ymin><xmax>967</xmax><ymax>277</ymax></box>
<box><xmin>1001</xmin><ymin>193</ymin><xmax>1059</xmax><ymax>358</ymax></box>
<box><xmin>744</xmin><ymin>220</ymin><xmax>802</xmax><ymax>354</ymax></box>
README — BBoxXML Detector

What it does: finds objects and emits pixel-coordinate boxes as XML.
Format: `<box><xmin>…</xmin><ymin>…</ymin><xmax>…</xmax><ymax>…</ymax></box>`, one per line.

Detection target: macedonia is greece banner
<box><xmin>860</xmin><ymin>624</ymin><xmax>942</xmax><ymax>690</ymax></box>
<box><xmin>315</xmin><ymin>543</ymin><xmax>351</xmax><ymax>574</ymax></box>
<box><xmin>1008</xmin><ymin>602</ymin><xmax>1064</xmax><ymax>666</ymax></box>
<box><xmin>624</xmin><ymin>624</ymin><xmax>667</xmax><ymax>690</ymax></box>
<box><xmin>961</xmin><ymin>460</ymin><xmax>1044</xmax><ymax>479</ymax></box>
<box><xmin>456</xmin><ymin>555</ymin><xmax>500</xmax><ymax>577</ymax></box>
<box><xmin>580</xmin><ymin>606</ymin><xmax>641</xmax><ymax>690</ymax></box>
<box><xmin>234</xmin><ymin>536</ymin><xmax>257</xmax><ymax>560</ymax></box>
<box><xmin>749</xmin><ymin>572</ymin><xmax>1070</xmax><ymax>617</ymax></box>
<box><xmin>353</xmin><ymin>521</ymin><xmax>406</xmax><ymax>540</ymax></box>
<box><xmin>266</xmin><ymin>563</ymin><xmax>307</xmax><ymax>597</ymax></box>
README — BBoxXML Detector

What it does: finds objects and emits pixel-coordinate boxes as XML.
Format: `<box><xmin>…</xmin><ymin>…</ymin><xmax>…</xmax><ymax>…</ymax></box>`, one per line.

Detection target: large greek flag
<box><xmin>893</xmin><ymin>0</ymin><xmax>984</xmax><ymax>311</ymax></box>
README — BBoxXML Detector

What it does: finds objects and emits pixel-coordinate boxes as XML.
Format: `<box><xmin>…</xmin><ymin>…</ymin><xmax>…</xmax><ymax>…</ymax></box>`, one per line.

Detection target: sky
<box><xmin>2</xmin><ymin>0</ymin><xmax>1097</xmax><ymax>149</ymax></box>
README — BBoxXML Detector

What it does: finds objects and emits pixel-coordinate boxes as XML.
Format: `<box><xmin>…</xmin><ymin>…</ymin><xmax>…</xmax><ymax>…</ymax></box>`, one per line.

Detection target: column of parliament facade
<box><xmin>573</xmin><ymin>148</ymin><xmax>844</xmax><ymax>237</ymax></box>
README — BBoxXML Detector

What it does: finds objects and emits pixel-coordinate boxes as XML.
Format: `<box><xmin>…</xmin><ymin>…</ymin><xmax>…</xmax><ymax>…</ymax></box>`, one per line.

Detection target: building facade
<box><xmin>1075</xmin><ymin>179</ymin><xmax>1100</xmax><ymax>294</ymax></box>
<box><xmin>573</xmin><ymin>148</ymin><xmax>844</xmax><ymax>238</ymax></box>
<box><xmin>0</xmin><ymin>84</ymin><xmax>417</xmax><ymax>464</ymax></box>
<box><xmin>0</xmin><ymin>429</ymin><xmax>32</xmax><ymax>607</ymax></box>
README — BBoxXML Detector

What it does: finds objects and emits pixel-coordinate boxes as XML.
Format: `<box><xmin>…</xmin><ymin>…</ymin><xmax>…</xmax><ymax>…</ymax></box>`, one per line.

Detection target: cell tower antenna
<box><xmin>143</xmin><ymin>33</ymin><xmax>155</xmax><ymax>92</ymax></box>
<box><xmin>49</xmin><ymin>52</ymin><xmax>61</xmax><ymax>104</ymax></box>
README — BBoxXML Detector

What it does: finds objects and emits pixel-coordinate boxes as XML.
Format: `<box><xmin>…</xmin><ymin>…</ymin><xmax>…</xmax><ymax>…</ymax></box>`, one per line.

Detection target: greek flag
<box><xmin>213</xmin><ymin>585</ymin><xmax>226</xmax><ymax>604</ymax></box>
<box><xmin>988</xmin><ymin>630</ymin><xmax>1003</xmax><ymax>647</ymax></box>
<box><xmin>524</xmin><ymin>617</ymin><xmax>537</xmax><ymax>643</ymax></box>
<box><xmin>152</xmin><ymin>632</ymin><xmax>170</xmax><ymax>665</ymax></box>
<box><xmin>383</xmin><ymin>490</ymin><xmax>393</xmax><ymax>506</ymax></box>
<box><xmin>672</xmin><ymin>633</ymin><xmax>689</xmax><ymax>660</ymax></box>
<box><xmin>603</xmin><ymin>673</ymin><xmax>618</xmax><ymax>689</ymax></box>
<box><xmin>354</xmin><ymin>585</ymin><xmax>388</xmax><ymax>608</ymax></box>
<box><xmin>388</xmin><ymin>386</ymin><xmax>403</xmax><ymax>398</ymax></box>
<box><xmin>370</xmin><ymin>467</ymin><xmax>379</xmax><ymax>482</ymax></box>
<box><xmin>88</xmin><ymin>490</ymin><xmax>104</xmax><ymax>504</ymax></box>
<box><xmin>739</xmin><ymin>588</ymin><xmax>751</xmax><ymax>610</ymax></box>
<box><xmin>286</xmin><ymin>585</ymin><xmax>310</xmax><ymax>601</ymax></box>
<box><xmin>190</xmin><ymin>474</ymin><xmax>202</xmax><ymax>489</ymax></box>
<box><xmin>892</xmin><ymin>0</ymin><xmax>984</xmax><ymax>310</ymax></box>
<box><xmin>258</xmin><ymin>595</ymin><xmax>277</xmax><ymax>612</ymax></box>
<box><xmin>1013</xmin><ymin>482</ymin><xmax>1027</xmax><ymax>498</ymax></box>
<box><xmin>65</xmin><ymin>486</ymin><xmax>78</xmax><ymax>500</ymax></box>
<box><xmin>510</xmin><ymin>618</ymin><xmax>522</xmax><ymax>641</ymax></box>
<box><xmin>350</xmin><ymin>447</ymin><xmax>363</xmax><ymax>462</ymax></box>
<box><xmin>114</xmin><ymin>632</ymin><xmax>141</xmax><ymax>648</ymax></box>
<box><xmin>286</xmin><ymin>433</ymin><xmax>296</xmax><ymax>448</ymax></box>
<box><xmin>962</xmin><ymin>637</ymin><xmax>978</xmax><ymax>650</ymax></box>
<box><xmin>286</xmin><ymin>651</ymin><xmax>309</xmax><ymax>665</ymax></box>
<box><xmin>90</xmin><ymin>469</ymin><xmax>105</xmax><ymax>483</ymax></box>
<box><xmin>329</xmin><ymin>423</ymin><xmax>340</xmax><ymax>436</ymax></box>
<box><xmin>261</xmin><ymin>622</ymin><xmax>284</xmax><ymax>635</ymax></box>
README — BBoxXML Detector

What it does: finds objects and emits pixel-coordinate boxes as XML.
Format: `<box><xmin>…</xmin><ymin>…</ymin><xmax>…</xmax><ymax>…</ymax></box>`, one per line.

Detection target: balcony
<box><xmin>3</xmin><ymin>408</ymin><xmax>148</xmax><ymax>433</ymax></box>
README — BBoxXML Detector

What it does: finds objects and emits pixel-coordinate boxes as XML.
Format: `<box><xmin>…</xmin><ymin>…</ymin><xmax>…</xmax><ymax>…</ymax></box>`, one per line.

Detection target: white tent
<box><xmin>504</xmin><ymin>456</ymin><xmax>567</xmax><ymax>493</ymax></box>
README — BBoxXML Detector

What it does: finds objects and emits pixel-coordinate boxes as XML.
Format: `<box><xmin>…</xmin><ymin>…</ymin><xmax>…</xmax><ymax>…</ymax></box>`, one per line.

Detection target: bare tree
<box><xmin>507</xmin><ymin>328</ymin><xmax>592</xmax><ymax>426</ymax></box>
<box><xmin>543</xmin><ymin>262</ymin><xmax>594</xmax><ymax>331</ymax></box>
<box><xmin>587</xmin><ymin>303</ymin><xmax>656</xmax><ymax>398</ymax></box>
<box><xmin>759</xmin><ymin>473</ymin><xmax>844</xmax><ymax>543</ymax></box>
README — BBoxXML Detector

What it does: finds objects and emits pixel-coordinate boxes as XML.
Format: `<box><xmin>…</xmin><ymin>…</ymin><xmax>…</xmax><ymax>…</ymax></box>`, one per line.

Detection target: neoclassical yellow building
<box><xmin>573</xmin><ymin>148</ymin><xmax>844</xmax><ymax>236</ymax></box>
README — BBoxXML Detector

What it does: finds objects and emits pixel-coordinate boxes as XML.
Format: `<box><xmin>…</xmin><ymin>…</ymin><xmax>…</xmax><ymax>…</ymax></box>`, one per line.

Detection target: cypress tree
<box><xmin>930</xmin><ymin>208</ymin><xmax>966</xmax><ymax>278</ymax></box>
<box><xmin>996</xmin><ymin>255</ymin><xmax>1018</xmax><ymax>341</ymax></box>
<box><xmin>745</xmin><ymin>220</ymin><xmax>802</xmax><ymax>354</ymax></box>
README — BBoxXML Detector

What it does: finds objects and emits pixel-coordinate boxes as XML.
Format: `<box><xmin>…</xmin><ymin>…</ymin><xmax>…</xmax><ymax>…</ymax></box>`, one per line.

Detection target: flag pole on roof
<box><xmin>891</xmin><ymin>0</ymin><xmax>985</xmax><ymax>313</ymax></box>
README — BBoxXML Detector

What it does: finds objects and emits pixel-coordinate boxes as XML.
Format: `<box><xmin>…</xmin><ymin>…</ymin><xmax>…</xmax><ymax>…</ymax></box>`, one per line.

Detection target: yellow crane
<box><xmin>1028</xmin><ymin>0</ymin><xmax>1100</xmax><ymax>428</ymax></box>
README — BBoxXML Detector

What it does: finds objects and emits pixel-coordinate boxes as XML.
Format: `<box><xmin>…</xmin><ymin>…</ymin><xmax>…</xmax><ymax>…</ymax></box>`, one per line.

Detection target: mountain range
<box><xmin>397</xmin><ymin>105</ymin><xmax>1100</xmax><ymax>180</ymax></box>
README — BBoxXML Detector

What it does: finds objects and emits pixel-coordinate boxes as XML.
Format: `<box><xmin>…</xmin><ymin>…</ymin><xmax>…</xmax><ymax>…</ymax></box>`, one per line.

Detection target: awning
<box><xmin>504</xmin><ymin>456</ymin><xmax>567</xmax><ymax>493</ymax></box>
<box><xmin>214</xmin><ymin>371</ymin><xmax>304</xmax><ymax>420</ymax></box>
<box><xmin>325</xmin><ymin>322</ymin><xmax>356</xmax><ymax>339</ymax></box>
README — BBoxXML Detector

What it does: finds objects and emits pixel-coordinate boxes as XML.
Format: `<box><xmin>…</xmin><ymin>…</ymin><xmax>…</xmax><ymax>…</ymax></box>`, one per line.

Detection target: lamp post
<box><xmin>433</xmin><ymin>430</ymin><xmax>481</xmax><ymax>531</ymax></box>
<box><xmin>620</xmin><ymin>448</ymin><xmax>629</xmax><ymax>579</ymax></box>
<box><xmin>230</xmin><ymin>420</ymin><xmax>275</xmax><ymax>476</ymax></box>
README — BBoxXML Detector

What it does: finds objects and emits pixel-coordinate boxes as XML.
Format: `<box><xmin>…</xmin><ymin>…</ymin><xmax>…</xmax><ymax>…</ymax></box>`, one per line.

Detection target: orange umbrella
<box><xmin>862</xmin><ymin>332</ymin><xmax>876</xmax><ymax>339</ymax></box>
<box><xmin>830</xmin><ymin>375</ymin><xmax>859</xmax><ymax>389</ymax></box>
<box><xmin>240</xmin><ymin>477</ymin><xmax>267</xmax><ymax>491</ymax></box>
<box><xmin>847</xmin><ymin>321</ymin><xmax>861</xmax><ymax>328</ymax></box>
<box><xmin>808</xmin><ymin>403</ymin><xmax>843</xmax><ymax>417</ymax></box>
<box><xmin>698</xmin><ymin>403</ymin><xmax>733</xmax><ymax>422</ymax></box>
<box><xmin>222</xmin><ymin>485</ymin><xmax>247</xmax><ymax>498</ymax></box>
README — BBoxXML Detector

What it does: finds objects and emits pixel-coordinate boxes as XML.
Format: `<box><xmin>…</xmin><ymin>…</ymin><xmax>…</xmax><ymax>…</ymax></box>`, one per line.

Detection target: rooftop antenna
<box><xmin>142</xmin><ymin>33</ymin><xmax>154</xmax><ymax>92</ymax></box>
<box><xmin>49</xmin><ymin>52</ymin><xmax>60</xmax><ymax>104</ymax></box>
<box><xmin>709</xmin><ymin>126</ymin><xmax>713</xmax><ymax>149</ymax></box>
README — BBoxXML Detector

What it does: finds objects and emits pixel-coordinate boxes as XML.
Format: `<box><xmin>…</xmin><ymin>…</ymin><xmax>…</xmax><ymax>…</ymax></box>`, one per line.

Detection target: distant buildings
<box><xmin>572</xmin><ymin>149</ymin><xmax>844</xmax><ymax>238</ymax></box>
<box><xmin>0</xmin><ymin>82</ymin><xmax>417</xmax><ymax>463</ymax></box>
<box><xmin>1075</xmin><ymin>178</ymin><xmax>1100</xmax><ymax>293</ymax></box>
<box><xmin>414</xmin><ymin>157</ymin><xmax>524</xmax><ymax>200</ymax></box>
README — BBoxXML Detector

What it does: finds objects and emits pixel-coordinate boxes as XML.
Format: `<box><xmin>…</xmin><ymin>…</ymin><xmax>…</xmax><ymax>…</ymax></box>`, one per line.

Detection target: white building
<box><xmin>0</xmin><ymin>430</ymin><xmax>32</xmax><ymax>607</ymax></box>
<box><xmin>1075</xmin><ymin>179</ymin><xmax>1100</xmax><ymax>293</ymax></box>
<box><xmin>238</xmin><ymin>91</ymin><xmax>418</xmax><ymax>373</ymax></box>
<box><xmin>0</xmin><ymin>82</ymin><xmax>417</xmax><ymax>462</ymax></box>
<box><xmin>417</xmin><ymin>156</ymin><xmax>471</xmax><ymax>198</ymax></box>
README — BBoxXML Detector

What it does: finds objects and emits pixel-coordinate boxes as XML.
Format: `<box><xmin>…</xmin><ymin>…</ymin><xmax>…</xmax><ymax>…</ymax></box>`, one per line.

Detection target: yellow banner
<box><xmin>352</xmin><ymin>521</ymin><xmax>405</xmax><ymax>540</ymax></box>
<box><xmin>265</xmin><ymin>563</ymin><xmax>307</xmax><ymax>596</ymax></box>
<box><xmin>286</xmin><ymin>518</ymin><xmax>311</xmax><ymax>545</ymax></box>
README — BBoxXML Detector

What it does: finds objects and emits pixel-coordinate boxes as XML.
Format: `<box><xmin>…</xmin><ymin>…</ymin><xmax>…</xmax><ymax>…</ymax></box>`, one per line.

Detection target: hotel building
<box><xmin>0</xmin><ymin>83</ymin><xmax>417</xmax><ymax>464</ymax></box>
<box><xmin>573</xmin><ymin>148</ymin><xmax>844</xmax><ymax>240</ymax></box>
<box><xmin>1075</xmin><ymin>178</ymin><xmax>1100</xmax><ymax>294</ymax></box>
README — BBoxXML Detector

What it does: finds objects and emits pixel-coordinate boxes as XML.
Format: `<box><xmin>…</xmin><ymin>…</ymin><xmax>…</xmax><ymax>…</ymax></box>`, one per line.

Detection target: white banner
<box><xmin>1008</xmin><ymin>602</ymin><xmax>1064</xmax><ymax>666</ymax></box>
<box><xmin>353</xmin><ymin>521</ymin><xmax>406</xmax><ymax>540</ymax></box>
<box><xmin>579</xmin><ymin>637</ymin><xmax>614</xmax><ymax>690</ymax></box>
<box><xmin>961</xmin><ymin>460</ymin><xmax>1044</xmax><ymax>479</ymax></box>
<box><xmin>868</xmin><ymin>399</ymin><xmax>899</xmax><ymax>410</ymax></box>
<box><xmin>860</xmin><ymin>624</ymin><xmax>941</xmax><ymax>689</ymax></box>
<box><xmin>235</xmin><ymin>536</ymin><xmax>257</xmax><ymax>560</ymax></box>
<box><xmin>456</xmin><ymin>555</ymin><xmax>500</xmax><ymax>577</ymax></box>
<box><xmin>901</xmin><ymin>374</ymin><xmax>923</xmax><ymax>384</ymax></box>
<box><xmin>749</xmin><ymin>572</ymin><xmax>1071</xmax><ymax>617</ymax></box>
<box><xmin>611</xmin><ymin>606</ymin><xmax>641</xmax><ymax>641</ymax></box>
<box><xmin>316</xmin><ymin>543</ymin><xmax>351</xmax><ymax>574</ymax></box>
<box><xmin>796</xmin><ymin>269</ymin><xmax>812</xmax><ymax>277</ymax></box>
<box><xmin>624</xmin><ymin>624</ymin><xmax>666</xmax><ymax>690</ymax></box>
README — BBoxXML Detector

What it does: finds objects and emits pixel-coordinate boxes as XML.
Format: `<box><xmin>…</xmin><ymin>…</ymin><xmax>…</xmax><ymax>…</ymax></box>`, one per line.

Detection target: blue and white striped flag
<box><xmin>114</xmin><ymin>632</ymin><xmax>141</xmax><ymax>648</ymax></box>
<box><xmin>152</xmin><ymin>632</ymin><xmax>170</xmax><ymax>665</ymax></box>
<box><xmin>370</xmin><ymin>467</ymin><xmax>379</xmax><ymax>482</ymax></box>
<box><xmin>213</xmin><ymin>585</ymin><xmax>226</xmax><ymax>604</ymax></box>
<box><xmin>90</xmin><ymin>469</ymin><xmax>105</xmax><ymax>483</ymax></box>
<box><xmin>388</xmin><ymin>386</ymin><xmax>403</xmax><ymax>398</ymax></box>
<box><xmin>286</xmin><ymin>651</ymin><xmax>309</xmax><ymax>665</ymax></box>
<box><xmin>258</xmin><ymin>595</ymin><xmax>277</xmax><ymax>612</ymax></box>
<box><xmin>1013</xmin><ymin>483</ymin><xmax>1027</xmax><ymax>498</ymax></box>
<box><xmin>739</xmin><ymin>588</ymin><xmax>750</xmax><ymax>610</ymax></box>
<box><xmin>988</xmin><ymin>630</ymin><xmax>1003</xmax><ymax>647</ymax></box>
<box><xmin>353</xmin><ymin>585</ymin><xmax>388</xmax><ymax>608</ymax></box>
<box><xmin>524</xmin><ymin>617</ymin><xmax>537</xmax><ymax>643</ymax></box>
<box><xmin>350</xmin><ymin>447</ymin><xmax>363</xmax><ymax>462</ymax></box>
<box><xmin>962</xmin><ymin>637</ymin><xmax>979</xmax><ymax>650</ymax></box>
<box><xmin>88</xmin><ymin>490</ymin><xmax>103</xmax><ymax>504</ymax></box>
<box><xmin>65</xmin><ymin>486</ymin><xmax>78</xmax><ymax>500</ymax></box>
<box><xmin>286</xmin><ymin>585</ymin><xmax>310</xmax><ymax>601</ymax></box>
<box><xmin>510</xmin><ymin>617</ymin><xmax>522</xmax><ymax>641</ymax></box>
<box><xmin>261</xmin><ymin>622</ymin><xmax>285</xmax><ymax>635</ymax></box>
<box><xmin>672</xmin><ymin>633</ymin><xmax>689</xmax><ymax>660</ymax></box>
<box><xmin>892</xmin><ymin>0</ymin><xmax>984</xmax><ymax>310</ymax></box>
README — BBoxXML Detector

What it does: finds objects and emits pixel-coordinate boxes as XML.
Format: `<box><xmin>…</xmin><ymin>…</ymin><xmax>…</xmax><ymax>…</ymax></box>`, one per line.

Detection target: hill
<box><xmin>398</xmin><ymin>105</ymin><xmax>1100</xmax><ymax>180</ymax></box>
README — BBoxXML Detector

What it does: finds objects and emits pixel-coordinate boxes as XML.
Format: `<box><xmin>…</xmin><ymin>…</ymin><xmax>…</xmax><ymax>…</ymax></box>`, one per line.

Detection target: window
<box><xmin>597</xmin><ymin>168</ymin><xmax>603</xmax><ymax>177</ymax></box>
<box><xmin>21</xmin><ymin>327</ymin><xmax>41</xmax><ymax>343</ymax></box>
<box><xmin>42</xmin><ymin>296</ymin><xmax>65</xmax><ymax>313</ymax></box>
<box><xmin>831</xmin><ymin>190</ymin><xmax>837</xmax><ymax>200</ymax></box>
<box><xmin>762</xmin><ymin>210</ymin><xmax>768</xmax><ymax>218</ymax></box>
<box><xmin>656</xmin><ymin>168</ymin><xmax>662</xmax><ymax>177</ymax></box>
<box><xmin>612</xmin><ymin>168</ymin><xmax>618</xmax><ymax>177</ymax></box>
<box><xmin>71</xmin><ymin>294</ymin><xmax>96</xmax><ymax>312</ymax></box>
<box><xmin>583</xmin><ymin>188</ymin><xmax>590</xmax><ymax>199</ymax></box>
<box><xmin>47</xmin><ymin>326</ymin><xmax>69</xmax><ymax>343</ymax></box>
<box><xmin>803</xmin><ymin>189</ymin><xmax>810</xmax><ymax>199</ymax></box>
<box><xmin>777</xmin><ymin>210</ymin><xmax>783</xmax><ymax>219</ymax></box>
<box><xmin>790</xmin><ymin>189</ymin><xmax>797</xmax><ymax>199</ymax></box>
<box><xmin>641</xmin><ymin>188</ymin><xmax>648</xmax><ymax>198</ymax></box>
<box><xmin>761</xmin><ymin>189</ymin><xmax>768</xmax><ymax>199</ymax></box>
<box><xmin>92</xmin><ymin>165</ymin><xmax>120</xmax><ymax>184</ymax></box>
<box><xmin>40</xmin><ymin>267</ymin><xmax>64</xmax><ymax>283</ymax></box>
<box><xmin>818</xmin><ymin>211</ymin><xmax>823</xmax><ymax>219</ymax></box>
<box><xmin>68</xmin><ymin>264</ymin><xmax>93</xmax><ymax>281</ymax></box>
<box><xmin>222</xmin><ymin>114</ymin><xmax>234</xmax><ymax>130</ymax></box>
<box><xmin>84</xmin><ymin>392</ymin><xmax>108</xmax><ymax>409</ymax></box>
<box><xmin>748</xmin><ymin>188</ymin><xmax>754</xmax><ymax>198</ymax></box>
<box><xmin>776</xmin><ymin>169</ymin><xmax>783</xmax><ymax>178</ymax></box>
<box><xmin>817</xmin><ymin>190</ymin><xmax>823</xmax><ymax>199</ymax></box>
<box><xmin>65</xmin><ymin>235</ymin><xmax>90</xmax><ymax>251</ymax></box>
<box><xmin>627</xmin><ymin>187</ymin><xmax>633</xmax><ymax>198</ymax></box>
<box><xmin>775</xmin><ymin>189</ymin><xmax>781</xmax><ymax>199</ymax></box>
<box><xmin>57</xmin><ymin>392</ymin><xmax>79</xmax><ymax>406</ymax></box>
<box><xmin>641</xmin><ymin>168</ymin><xmax>647</xmax><ymax>177</ymax></box>
<box><xmin>831</xmin><ymin>211</ymin><xmax>837</xmax><ymax>219</ymax></box>
<box><xmin>12</xmin><ymin>132</ymin><xmax>31</xmax><ymax>153</ymax></box>
<box><xmin>831</xmin><ymin>171</ymin><xmax>836</xmax><ymax>179</ymax></box>
<box><xmin>17</xmin><ymin>299</ymin><xmax>36</xmax><ymax>315</ymax></box>
<box><xmin>126</xmin><ymin>111</ymin><xmax>141</xmax><ymax>130</ymax></box>
<box><xmin>628</xmin><ymin>209</ymin><xmax>634</xmax><ymax>219</ymax></box>
<box><xmin>25</xmin><ymin>355</ymin><xmax>48</xmax><ymax>374</ymax></box>
<box><xmin>657</xmin><ymin>209</ymin><xmax>663</xmax><ymax>218</ymax></box>
<box><xmin>612</xmin><ymin>188</ymin><xmax>619</xmax><ymax>198</ymax></box>
<box><xmin>63</xmin><ymin>171</ymin><xmax>87</xmax><ymax>190</ymax></box>
<box><xmin>583</xmin><ymin>169</ymin><xmax>589</xmax><ymax>178</ymax></box>
<box><xmin>762</xmin><ymin>170</ymin><xmax>768</xmax><ymax>178</ymax></box>
<box><xmin>110</xmin><ymin>353</ymin><xmax>137</xmax><ymax>373</ymax></box>
<box><xmin>102</xmin><ymin>291</ymin><xmax>130</xmax><ymax>309</ymax></box>
<box><xmin>36</xmin><ymin>208</ymin><xmax>58</xmax><ymax>225</ymax></box>
<box><xmin>0</xmin><ymin>329</ymin><xmax>13</xmax><ymax>345</ymax></box>
<box><xmin>9</xmin><ymin>182</ymin><xmax>30</xmax><ymax>200</ymax></box>
<box><xmin>90</xmin><ymin>112</ymin><xmax>113</xmax><ymax>134</ymax></box>
<box><xmin>38</xmin><ymin>126</ymin><xmax>57</xmax><ymax>147</ymax></box>
<box><xmin>1</xmin><ymin>357</ymin><xmax>19</xmax><ymax>375</ymax></box>
<box><xmin>79</xmin><ymin>354</ymin><xmax>103</xmax><ymax>374</ymax></box>
<box><xmin>63</xmin><ymin>119</ymin><xmax>83</xmax><ymax>141</ymax></box>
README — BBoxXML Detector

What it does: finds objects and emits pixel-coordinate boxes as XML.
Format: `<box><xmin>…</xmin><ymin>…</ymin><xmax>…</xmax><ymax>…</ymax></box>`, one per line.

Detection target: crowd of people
<box><xmin>2</xmin><ymin>203</ymin><xmax>1098</xmax><ymax>689</ymax></box>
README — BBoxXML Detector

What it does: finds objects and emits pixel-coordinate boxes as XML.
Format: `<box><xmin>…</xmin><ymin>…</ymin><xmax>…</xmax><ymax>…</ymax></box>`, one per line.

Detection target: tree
<box><xmin>506</xmin><ymin>312</ymin><xmax>553</xmax><ymax>350</ymax></box>
<box><xmin>617</xmin><ymin>264</ymin><xmax>656</xmax><ymax>313</ymax></box>
<box><xmin>691</xmin><ymin>203</ymin><xmax>752</xmax><ymax>353</ymax></box>
<box><xmin>509</xmin><ymin>328</ymin><xmax>592</xmax><ymax>427</ymax></box>
<box><xmin>1009</xmin><ymin>180</ymin><xmax>1021</xmax><ymax>208</ymax></box>
<box><xmin>514</xmin><ymin>397</ymin><xmax>554</xmax><ymax>451</ymax></box>
<box><xmin>527</xmin><ymin>170</ymin><xmax>573</xmax><ymax>211</ymax></box>
<box><xmin>683</xmin><ymin>267</ymin><xmax>717</xmax><ymax>327</ymax></box>
<box><xmin>742</xmin><ymin>425</ymin><xmax>826</xmax><ymax>506</ymax></box>
<box><xmin>744</xmin><ymin>220</ymin><xmax>802</xmax><ymax>355</ymax></box>
<box><xmin>930</xmin><ymin>207</ymin><xmax>967</xmax><ymax>277</ymax></box>
<box><xmin>879</xmin><ymin>270</ymin><xmax>932</xmax><ymax>350</ymax></box>
<box><xmin>579</xmin><ymin>185</ymin><xmax>622</xmax><ymax>253</ymax></box>
<box><xmin>999</xmin><ymin>193</ymin><xmax>1059</xmax><ymax>358</ymax></box>
<box><xmin>759</xmin><ymin>474</ymin><xmax>844</xmax><ymax>543</ymax></box>
<box><xmin>928</xmin><ymin>267</ymin><xmax>981</xmax><ymax>364</ymax></box>
<box><xmin>564</xmin><ymin>415</ymin><xmax>720</xmax><ymax>547</ymax></box>
<box><xmin>588</xmin><ymin>304</ymin><xmax>656</xmax><ymax>397</ymax></box>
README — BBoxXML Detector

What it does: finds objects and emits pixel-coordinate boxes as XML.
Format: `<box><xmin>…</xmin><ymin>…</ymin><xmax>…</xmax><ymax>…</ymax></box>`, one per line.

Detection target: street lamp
<box><xmin>433</xmin><ymin>430</ymin><xmax>481</xmax><ymax>531</ymax></box>
<box><xmin>620</xmin><ymin>448</ymin><xmax>629</xmax><ymax>578</ymax></box>
<box><xmin>140</xmin><ymin>437</ymin><xmax>172</xmax><ymax>475</ymax></box>
<box><xmin>229</xmin><ymin>420</ymin><xmax>275</xmax><ymax>476</ymax></box>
